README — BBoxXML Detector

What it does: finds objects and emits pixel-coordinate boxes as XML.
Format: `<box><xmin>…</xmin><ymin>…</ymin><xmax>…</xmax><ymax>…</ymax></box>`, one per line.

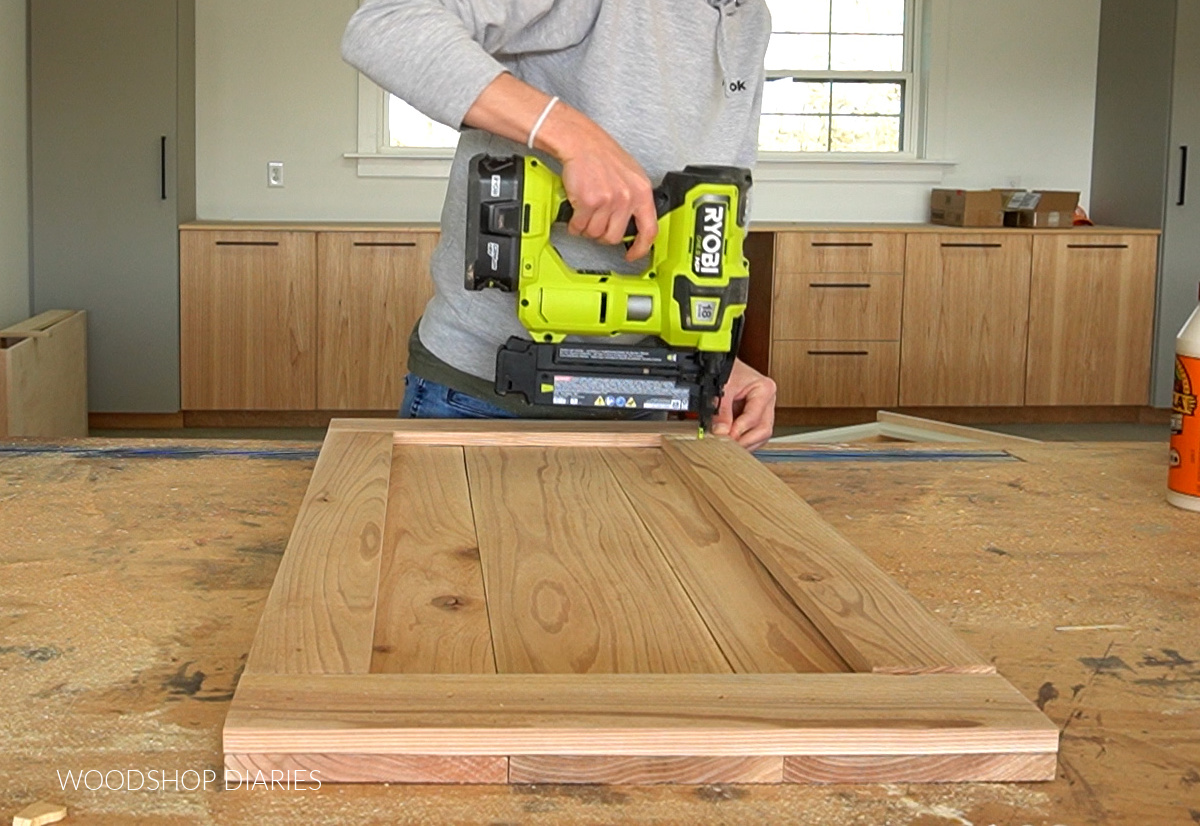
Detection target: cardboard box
<box><xmin>929</xmin><ymin>189</ymin><xmax>1006</xmax><ymax>227</ymax></box>
<box><xmin>1002</xmin><ymin>190</ymin><xmax>1080</xmax><ymax>228</ymax></box>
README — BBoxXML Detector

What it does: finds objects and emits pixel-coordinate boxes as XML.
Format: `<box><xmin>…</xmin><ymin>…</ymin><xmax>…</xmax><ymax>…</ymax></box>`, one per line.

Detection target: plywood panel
<box><xmin>463</xmin><ymin>446</ymin><xmax>730</xmax><ymax>674</ymax></box>
<box><xmin>1026</xmin><ymin>234</ymin><xmax>1157</xmax><ymax>405</ymax></box>
<box><xmin>317</xmin><ymin>232</ymin><xmax>437</xmax><ymax>410</ymax></box>
<box><xmin>370</xmin><ymin>445</ymin><xmax>495</xmax><ymax>674</ymax></box>
<box><xmin>244</xmin><ymin>430</ymin><xmax>392</xmax><ymax>675</ymax></box>
<box><xmin>0</xmin><ymin>310</ymin><xmax>88</xmax><ymax>437</ymax></box>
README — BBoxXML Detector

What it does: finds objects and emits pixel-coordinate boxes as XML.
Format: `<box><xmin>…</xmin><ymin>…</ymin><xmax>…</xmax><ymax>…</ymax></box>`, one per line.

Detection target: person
<box><xmin>342</xmin><ymin>0</ymin><xmax>777</xmax><ymax>450</ymax></box>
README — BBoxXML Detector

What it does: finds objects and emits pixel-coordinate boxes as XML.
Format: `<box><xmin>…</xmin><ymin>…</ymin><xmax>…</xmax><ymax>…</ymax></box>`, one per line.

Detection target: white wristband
<box><xmin>527</xmin><ymin>96</ymin><xmax>560</xmax><ymax>150</ymax></box>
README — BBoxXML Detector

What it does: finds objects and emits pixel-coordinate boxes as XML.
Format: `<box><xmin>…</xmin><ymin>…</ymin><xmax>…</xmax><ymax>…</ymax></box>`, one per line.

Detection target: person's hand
<box><xmin>711</xmin><ymin>358</ymin><xmax>777</xmax><ymax>451</ymax></box>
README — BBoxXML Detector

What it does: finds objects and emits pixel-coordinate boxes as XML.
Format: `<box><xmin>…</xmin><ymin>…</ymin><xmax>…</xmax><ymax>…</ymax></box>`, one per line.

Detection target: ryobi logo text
<box><xmin>693</xmin><ymin>201</ymin><xmax>728</xmax><ymax>278</ymax></box>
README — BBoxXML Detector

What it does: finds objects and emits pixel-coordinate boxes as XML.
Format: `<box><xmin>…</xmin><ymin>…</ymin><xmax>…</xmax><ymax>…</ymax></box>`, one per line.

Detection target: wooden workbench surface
<box><xmin>0</xmin><ymin>438</ymin><xmax>1196</xmax><ymax>824</ymax></box>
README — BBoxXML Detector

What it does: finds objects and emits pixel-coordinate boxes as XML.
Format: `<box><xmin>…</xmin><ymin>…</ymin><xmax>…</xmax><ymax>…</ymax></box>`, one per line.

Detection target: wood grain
<box><xmin>775</xmin><ymin>232</ymin><xmax>906</xmax><ymax>274</ymax></box>
<box><xmin>772</xmin><ymin>341</ymin><xmax>900</xmax><ymax>408</ymax></box>
<box><xmin>772</xmin><ymin>272</ymin><xmax>903</xmax><ymax>342</ymax></box>
<box><xmin>509</xmin><ymin>755</ymin><xmax>783</xmax><ymax>785</ymax></box>
<box><xmin>463</xmin><ymin>447</ymin><xmax>729</xmax><ymax>674</ymax></box>
<box><xmin>602</xmin><ymin>449</ymin><xmax>849</xmax><ymax>674</ymax></box>
<box><xmin>223</xmin><ymin>673</ymin><xmax>1058</xmax><ymax>757</ymax></box>
<box><xmin>660</xmin><ymin>437</ymin><xmax>993</xmax><ymax>675</ymax></box>
<box><xmin>782</xmin><ymin>753</ymin><xmax>1057</xmax><ymax>784</ymax></box>
<box><xmin>244</xmin><ymin>430</ymin><xmax>393</xmax><ymax>675</ymax></box>
<box><xmin>0</xmin><ymin>310</ymin><xmax>88</xmax><ymax>438</ymax></box>
<box><xmin>328</xmin><ymin>417</ymin><xmax>699</xmax><ymax>447</ymax></box>
<box><xmin>370</xmin><ymin>445</ymin><xmax>495</xmax><ymax>674</ymax></box>
<box><xmin>316</xmin><ymin>232</ymin><xmax>437</xmax><ymax>410</ymax></box>
<box><xmin>1026</xmin><ymin>234</ymin><xmax>1158</xmax><ymax>405</ymax></box>
<box><xmin>180</xmin><ymin>229</ymin><xmax>317</xmax><ymax>410</ymax></box>
<box><xmin>224</xmin><ymin>753</ymin><xmax>508</xmax><ymax>784</ymax></box>
<box><xmin>899</xmin><ymin>234</ymin><xmax>1032</xmax><ymax>407</ymax></box>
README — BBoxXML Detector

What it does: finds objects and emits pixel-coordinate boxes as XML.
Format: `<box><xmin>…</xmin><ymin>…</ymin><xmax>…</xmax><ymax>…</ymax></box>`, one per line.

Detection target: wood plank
<box><xmin>602</xmin><ymin>449</ymin><xmax>849</xmax><ymax>674</ymax></box>
<box><xmin>0</xmin><ymin>311</ymin><xmax>88</xmax><ymax>438</ymax></box>
<box><xmin>509</xmin><ymin>756</ymin><xmax>783</xmax><ymax>785</ymax></box>
<box><xmin>660</xmin><ymin>437</ymin><xmax>993</xmax><ymax>675</ymax></box>
<box><xmin>223</xmin><ymin>673</ymin><xmax>1058</xmax><ymax>756</ymax></box>
<box><xmin>244</xmin><ymin>430</ymin><xmax>393</xmax><ymax>675</ymax></box>
<box><xmin>876</xmin><ymin>411</ymin><xmax>1042</xmax><ymax>447</ymax></box>
<box><xmin>328</xmin><ymin>417</ymin><xmax>699</xmax><ymax>447</ymax></box>
<box><xmin>0</xmin><ymin>309</ymin><xmax>76</xmax><ymax>338</ymax></box>
<box><xmin>224</xmin><ymin>753</ymin><xmax>508</xmax><ymax>784</ymax></box>
<box><xmin>370</xmin><ymin>445</ymin><xmax>495</xmax><ymax>674</ymax></box>
<box><xmin>783</xmin><ymin>753</ymin><xmax>1057</xmax><ymax>784</ymax></box>
<box><xmin>463</xmin><ymin>447</ymin><xmax>730</xmax><ymax>674</ymax></box>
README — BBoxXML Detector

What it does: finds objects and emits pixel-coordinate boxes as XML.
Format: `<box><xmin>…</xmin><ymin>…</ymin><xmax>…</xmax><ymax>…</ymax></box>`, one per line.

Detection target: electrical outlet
<box><xmin>268</xmin><ymin>162</ymin><xmax>284</xmax><ymax>188</ymax></box>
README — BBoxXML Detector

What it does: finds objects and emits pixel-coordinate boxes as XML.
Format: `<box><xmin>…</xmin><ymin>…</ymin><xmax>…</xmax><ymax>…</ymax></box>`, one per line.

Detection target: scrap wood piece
<box><xmin>12</xmin><ymin>801</ymin><xmax>67</xmax><ymax>826</ymax></box>
<box><xmin>661</xmin><ymin>436</ymin><xmax>994</xmax><ymax>675</ymax></box>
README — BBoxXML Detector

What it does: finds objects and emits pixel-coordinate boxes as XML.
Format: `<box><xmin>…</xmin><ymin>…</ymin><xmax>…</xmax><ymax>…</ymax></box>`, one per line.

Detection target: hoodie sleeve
<box><xmin>342</xmin><ymin>0</ymin><xmax>603</xmax><ymax>130</ymax></box>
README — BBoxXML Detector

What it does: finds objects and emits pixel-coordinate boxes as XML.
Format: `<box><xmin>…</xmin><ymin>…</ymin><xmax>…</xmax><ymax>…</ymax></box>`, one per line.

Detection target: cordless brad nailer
<box><xmin>464</xmin><ymin>154</ymin><xmax>752</xmax><ymax>432</ymax></box>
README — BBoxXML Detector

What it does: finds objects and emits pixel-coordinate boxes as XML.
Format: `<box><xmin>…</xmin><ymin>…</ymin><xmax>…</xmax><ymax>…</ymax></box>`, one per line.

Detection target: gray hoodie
<box><xmin>342</xmin><ymin>0</ymin><xmax>771</xmax><ymax>392</ymax></box>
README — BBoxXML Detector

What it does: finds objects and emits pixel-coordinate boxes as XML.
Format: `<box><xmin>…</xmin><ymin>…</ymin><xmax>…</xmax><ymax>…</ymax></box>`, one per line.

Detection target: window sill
<box><xmin>346</xmin><ymin>153</ymin><xmax>455</xmax><ymax>179</ymax></box>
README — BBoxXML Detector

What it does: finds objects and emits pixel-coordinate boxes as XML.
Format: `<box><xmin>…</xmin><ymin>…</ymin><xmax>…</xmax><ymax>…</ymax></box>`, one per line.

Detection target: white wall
<box><xmin>195</xmin><ymin>0</ymin><xmax>1102</xmax><ymax>225</ymax></box>
<box><xmin>0</xmin><ymin>0</ymin><xmax>30</xmax><ymax>327</ymax></box>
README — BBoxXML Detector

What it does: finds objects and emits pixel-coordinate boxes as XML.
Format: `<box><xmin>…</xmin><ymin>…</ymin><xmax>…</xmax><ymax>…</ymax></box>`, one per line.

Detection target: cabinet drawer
<box><xmin>776</xmin><ymin>232</ymin><xmax>905</xmax><ymax>274</ymax></box>
<box><xmin>773</xmin><ymin>341</ymin><xmax>900</xmax><ymax>408</ymax></box>
<box><xmin>772</xmin><ymin>272</ymin><xmax>902</xmax><ymax>341</ymax></box>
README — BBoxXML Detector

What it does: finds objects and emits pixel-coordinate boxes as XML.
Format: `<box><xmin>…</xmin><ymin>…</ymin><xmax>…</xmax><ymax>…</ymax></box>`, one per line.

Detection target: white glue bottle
<box><xmin>1168</xmin><ymin>289</ymin><xmax>1200</xmax><ymax>511</ymax></box>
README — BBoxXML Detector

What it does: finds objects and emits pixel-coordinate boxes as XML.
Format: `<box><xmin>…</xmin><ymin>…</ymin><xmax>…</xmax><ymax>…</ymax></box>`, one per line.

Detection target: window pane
<box><xmin>831</xmin><ymin>81</ymin><xmax>902</xmax><ymax>115</ymax></box>
<box><xmin>830</xmin><ymin>115</ymin><xmax>901</xmax><ymax>152</ymax></box>
<box><xmin>765</xmin><ymin>33</ymin><xmax>830</xmax><ymax>71</ymax></box>
<box><xmin>388</xmin><ymin>95</ymin><xmax>459</xmax><ymax>149</ymax></box>
<box><xmin>832</xmin><ymin>0</ymin><xmax>905</xmax><ymax>34</ymax></box>
<box><xmin>760</xmin><ymin>114</ymin><xmax>830</xmax><ymax>152</ymax></box>
<box><xmin>830</xmin><ymin>34</ymin><xmax>904</xmax><ymax>71</ymax></box>
<box><xmin>762</xmin><ymin>78</ymin><xmax>830</xmax><ymax>115</ymax></box>
<box><xmin>765</xmin><ymin>0</ymin><xmax>831</xmax><ymax>33</ymax></box>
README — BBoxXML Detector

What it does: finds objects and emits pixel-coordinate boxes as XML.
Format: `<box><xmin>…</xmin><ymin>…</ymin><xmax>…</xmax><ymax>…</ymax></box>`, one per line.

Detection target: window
<box><xmin>377</xmin><ymin>0</ymin><xmax>918</xmax><ymax>156</ymax></box>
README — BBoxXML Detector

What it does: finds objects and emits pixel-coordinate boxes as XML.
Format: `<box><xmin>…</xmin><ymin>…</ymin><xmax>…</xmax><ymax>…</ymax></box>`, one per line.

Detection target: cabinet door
<box><xmin>180</xmin><ymin>231</ymin><xmax>316</xmax><ymax>410</ymax></box>
<box><xmin>317</xmin><ymin>232</ymin><xmax>438</xmax><ymax>410</ymax></box>
<box><xmin>1026</xmin><ymin>235</ymin><xmax>1158</xmax><ymax>405</ymax></box>
<box><xmin>900</xmin><ymin>235</ymin><xmax>1033</xmax><ymax>406</ymax></box>
<box><xmin>773</xmin><ymin>341</ymin><xmax>900</xmax><ymax>408</ymax></box>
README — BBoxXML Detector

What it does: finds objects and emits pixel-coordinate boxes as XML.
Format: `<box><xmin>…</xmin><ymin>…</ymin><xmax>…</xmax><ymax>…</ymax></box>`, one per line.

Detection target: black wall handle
<box><xmin>160</xmin><ymin>136</ymin><xmax>168</xmax><ymax>201</ymax></box>
<box><xmin>1180</xmin><ymin>146</ymin><xmax>1189</xmax><ymax>207</ymax></box>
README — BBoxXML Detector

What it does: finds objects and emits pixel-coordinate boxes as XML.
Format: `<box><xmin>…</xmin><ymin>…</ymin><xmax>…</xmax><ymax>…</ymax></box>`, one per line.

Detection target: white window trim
<box><xmin>346</xmin><ymin>0</ymin><xmax>954</xmax><ymax>181</ymax></box>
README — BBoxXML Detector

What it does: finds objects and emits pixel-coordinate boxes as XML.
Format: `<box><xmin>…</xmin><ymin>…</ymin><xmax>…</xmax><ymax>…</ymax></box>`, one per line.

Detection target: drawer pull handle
<box><xmin>811</xmin><ymin>242</ymin><xmax>873</xmax><ymax>248</ymax></box>
<box><xmin>940</xmin><ymin>243</ymin><xmax>1002</xmax><ymax>249</ymax></box>
<box><xmin>809</xmin><ymin>282</ymin><xmax>871</xmax><ymax>289</ymax></box>
<box><xmin>807</xmin><ymin>350</ymin><xmax>870</xmax><ymax>357</ymax></box>
<box><xmin>1066</xmin><ymin>244</ymin><xmax>1130</xmax><ymax>250</ymax></box>
<box><xmin>215</xmin><ymin>241</ymin><xmax>280</xmax><ymax>247</ymax></box>
<box><xmin>354</xmin><ymin>241</ymin><xmax>418</xmax><ymax>248</ymax></box>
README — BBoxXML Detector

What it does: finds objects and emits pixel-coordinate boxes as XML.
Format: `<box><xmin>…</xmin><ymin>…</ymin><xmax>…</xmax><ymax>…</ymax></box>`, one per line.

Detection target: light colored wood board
<box><xmin>775</xmin><ymin>232</ymin><xmax>906</xmax><ymax>274</ymax></box>
<box><xmin>509</xmin><ymin>755</ymin><xmax>784</xmax><ymax>785</ymax></box>
<box><xmin>224</xmin><ymin>753</ymin><xmax>508</xmax><ymax>784</ymax></box>
<box><xmin>11</xmin><ymin>801</ymin><xmax>68</xmax><ymax>826</ymax></box>
<box><xmin>660</xmin><ymin>437</ymin><xmax>993</xmax><ymax>675</ymax></box>
<box><xmin>180</xmin><ymin>229</ymin><xmax>317</xmax><ymax>410</ymax></box>
<box><xmin>0</xmin><ymin>309</ymin><xmax>75</xmax><ymax>337</ymax></box>
<box><xmin>876</xmin><ymin>411</ymin><xmax>1042</xmax><ymax>446</ymax></box>
<box><xmin>463</xmin><ymin>446</ymin><xmax>730</xmax><ymax>674</ymax></box>
<box><xmin>782</xmin><ymin>753</ymin><xmax>1057</xmax><ymax>784</ymax></box>
<box><xmin>899</xmin><ymin>234</ymin><xmax>1032</xmax><ymax>407</ymax></box>
<box><xmin>601</xmin><ymin>449</ymin><xmax>849</xmax><ymax>674</ymax></box>
<box><xmin>223</xmin><ymin>673</ymin><xmax>1058</xmax><ymax>756</ymax></box>
<box><xmin>244</xmin><ymin>430</ymin><xmax>393</xmax><ymax>675</ymax></box>
<box><xmin>0</xmin><ymin>310</ymin><xmax>88</xmax><ymax>438</ymax></box>
<box><xmin>772</xmin><ymin>341</ymin><xmax>900</xmax><ymax>408</ymax></box>
<box><xmin>772</xmin><ymin>272</ymin><xmax>903</xmax><ymax>341</ymax></box>
<box><xmin>1026</xmin><ymin>234</ymin><xmax>1158</xmax><ymax>406</ymax></box>
<box><xmin>370</xmin><ymin>445</ymin><xmax>495</xmax><ymax>674</ymax></box>
<box><xmin>328</xmin><ymin>417</ymin><xmax>699</xmax><ymax>447</ymax></box>
<box><xmin>316</xmin><ymin>232</ymin><xmax>437</xmax><ymax>410</ymax></box>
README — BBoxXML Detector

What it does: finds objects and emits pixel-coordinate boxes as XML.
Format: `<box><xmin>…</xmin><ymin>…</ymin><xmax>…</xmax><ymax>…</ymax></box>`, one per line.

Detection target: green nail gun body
<box><xmin>464</xmin><ymin>154</ymin><xmax>752</xmax><ymax>430</ymax></box>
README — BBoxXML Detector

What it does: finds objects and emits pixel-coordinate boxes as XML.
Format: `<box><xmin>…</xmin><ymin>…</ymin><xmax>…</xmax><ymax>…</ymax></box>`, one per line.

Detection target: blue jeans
<box><xmin>400</xmin><ymin>374</ymin><xmax>517</xmax><ymax>419</ymax></box>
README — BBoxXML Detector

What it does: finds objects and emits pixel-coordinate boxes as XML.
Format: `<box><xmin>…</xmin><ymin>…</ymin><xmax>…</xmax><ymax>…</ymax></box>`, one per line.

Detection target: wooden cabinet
<box><xmin>317</xmin><ymin>231</ymin><xmax>438</xmax><ymax>410</ymax></box>
<box><xmin>899</xmin><ymin>234</ymin><xmax>1033</xmax><ymax>407</ymax></box>
<box><xmin>1025</xmin><ymin>235</ymin><xmax>1157</xmax><ymax>405</ymax></box>
<box><xmin>180</xmin><ymin>230</ymin><xmax>317</xmax><ymax>410</ymax></box>
<box><xmin>768</xmin><ymin>233</ymin><xmax>905</xmax><ymax>408</ymax></box>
